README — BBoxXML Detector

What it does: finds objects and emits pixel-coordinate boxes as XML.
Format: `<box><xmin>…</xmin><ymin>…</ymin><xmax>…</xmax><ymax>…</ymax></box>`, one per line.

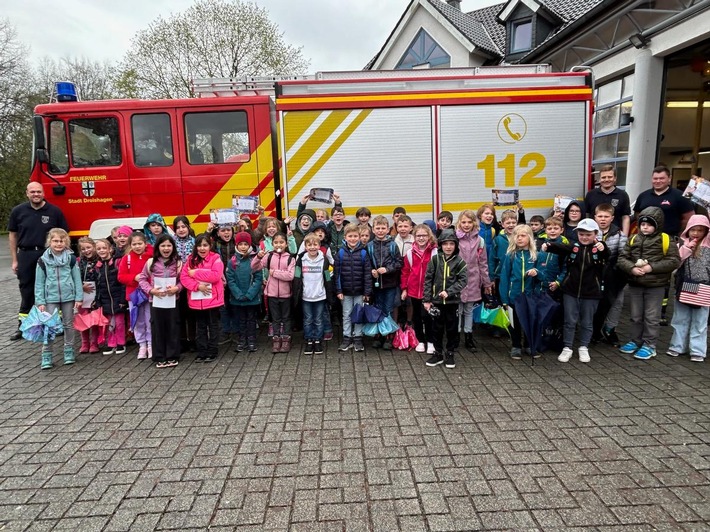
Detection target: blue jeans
<box><xmin>373</xmin><ymin>287</ymin><xmax>397</xmax><ymax>318</ymax></box>
<box><xmin>341</xmin><ymin>295</ymin><xmax>364</xmax><ymax>338</ymax></box>
<box><xmin>669</xmin><ymin>301</ymin><xmax>709</xmax><ymax>358</ymax></box>
<box><xmin>562</xmin><ymin>294</ymin><xmax>599</xmax><ymax>348</ymax></box>
<box><xmin>303</xmin><ymin>300</ymin><xmax>326</xmax><ymax>341</ymax></box>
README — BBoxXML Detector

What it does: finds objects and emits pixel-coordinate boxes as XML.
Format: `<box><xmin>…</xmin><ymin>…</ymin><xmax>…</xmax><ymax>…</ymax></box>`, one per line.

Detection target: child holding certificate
<box><xmin>139</xmin><ymin>234</ymin><xmax>183</xmax><ymax>368</ymax></box>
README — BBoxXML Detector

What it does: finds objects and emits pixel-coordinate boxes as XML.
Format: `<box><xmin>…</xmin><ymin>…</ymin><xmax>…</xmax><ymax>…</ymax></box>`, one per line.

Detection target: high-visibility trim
<box><xmin>278</xmin><ymin>88</ymin><xmax>591</xmax><ymax>107</ymax></box>
<box><xmin>287</xmin><ymin>109</ymin><xmax>372</xmax><ymax>201</ymax></box>
<box><xmin>196</xmin><ymin>133</ymin><xmax>275</xmax><ymax>220</ymax></box>
<box><xmin>283</xmin><ymin>110</ymin><xmax>322</xmax><ymax>153</ymax></box>
<box><xmin>69</xmin><ymin>230</ymin><xmax>91</xmax><ymax>237</ymax></box>
<box><xmin>284</xmin><ymin>110</ymin><xmax>351</xmax><ymax>182</ymax></box>
<box><xmin>443</xmin><ymin>198</ymin><xmax>579</xmax><ymax>212</ymax></box>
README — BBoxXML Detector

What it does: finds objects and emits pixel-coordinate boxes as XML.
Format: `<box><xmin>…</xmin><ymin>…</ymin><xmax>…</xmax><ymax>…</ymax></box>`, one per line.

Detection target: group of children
<box><xmin>32</xmin><ymin>196</ymin><xmax>710</xmax><ymax>370</ymax></box>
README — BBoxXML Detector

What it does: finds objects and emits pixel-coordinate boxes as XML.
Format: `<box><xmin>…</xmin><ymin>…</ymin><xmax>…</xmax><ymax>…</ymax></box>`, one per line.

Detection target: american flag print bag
<box><xmin>678</xmin><ymin>280</ymin><xmax>710</xmax><ymax>308</ymax></box>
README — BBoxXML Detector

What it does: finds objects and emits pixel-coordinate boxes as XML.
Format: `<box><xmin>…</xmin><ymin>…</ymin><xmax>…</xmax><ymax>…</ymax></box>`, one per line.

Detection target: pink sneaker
<box><xmin>137</xmin><ymin>344</ymin><xmax>147</xmax><ymax>359</ymax></box>
<box><xmin>147</xmin><ymin>344</ymin><xmax>153</xmax><ymax>359</ymax></box>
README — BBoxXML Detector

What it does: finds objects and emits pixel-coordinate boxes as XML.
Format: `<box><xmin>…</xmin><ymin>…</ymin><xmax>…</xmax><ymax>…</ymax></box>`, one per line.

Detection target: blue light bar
<box><xmin>55</xmin><ymin>81</ymin><xmax>78</xmax><ymax>102</ymax></box>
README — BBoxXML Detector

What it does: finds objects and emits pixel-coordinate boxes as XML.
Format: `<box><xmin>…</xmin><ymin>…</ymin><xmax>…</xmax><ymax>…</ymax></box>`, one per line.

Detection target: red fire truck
<box><xmin>30</xmin><ymin>66</ymin><xmax>594</xmax><ymax>239</ymax></box>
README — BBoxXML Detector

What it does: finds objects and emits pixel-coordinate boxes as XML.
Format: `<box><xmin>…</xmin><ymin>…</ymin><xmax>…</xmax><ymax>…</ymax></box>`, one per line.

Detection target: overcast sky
<box><xmin>7</xmin><ymin>0</ymin><xmax>500</xmax><ymax>72</ymax></box>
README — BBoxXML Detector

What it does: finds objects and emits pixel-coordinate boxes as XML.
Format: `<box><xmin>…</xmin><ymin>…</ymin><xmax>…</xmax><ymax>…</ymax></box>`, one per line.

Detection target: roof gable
<box><xmin>427</xmin><ymin>0</ymin><xmax>502</xmax><ymax>57</ymax></box>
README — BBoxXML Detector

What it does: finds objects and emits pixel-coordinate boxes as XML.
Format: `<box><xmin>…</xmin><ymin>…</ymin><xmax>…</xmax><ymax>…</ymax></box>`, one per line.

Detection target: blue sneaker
<box><xmin>619</xmin><ymin>341</ymin><xmax>640</xmax><ymax>354</ymax></box>
<box><xmin>634</xmin><ymin>345</ymin><xmax>657</xmax><ymax>360</ymax></box>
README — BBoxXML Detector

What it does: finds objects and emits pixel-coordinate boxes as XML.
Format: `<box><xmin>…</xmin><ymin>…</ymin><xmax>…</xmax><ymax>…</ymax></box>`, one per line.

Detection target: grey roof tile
<box><xmin>428</xmin><ymin>0</ymin><xmax>503</xmax><ymax>57</ymax></box>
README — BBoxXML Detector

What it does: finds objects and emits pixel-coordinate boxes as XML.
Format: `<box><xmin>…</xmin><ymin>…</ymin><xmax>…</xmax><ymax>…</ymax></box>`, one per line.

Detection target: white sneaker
<box><xmin>558</xmin><ymin>347</ymin><xmax>573</xmax><ymax>363</ymax></box>
<box><xmin>415</xmin><ymin>342</ymin><xmax>426</xmax><ymax>353</ymax></box>
<box><xmin>137</xmin><ymin>344</ymin><xmax>147</xmax><ymax>359</ymax></box>
<box><xmin>578</xmin><ymin>346</ymin><xmax>590</xmax><ymax>363</ymax></box>
<box><xmin>147</xmin><ymin>343</ymin><xmax>153</xmax><ymax>359</ymax></box>
<box><xmin>426</xmin><ymin>343</ymin><xmax>435</xmax><ymax>354</ymax></box>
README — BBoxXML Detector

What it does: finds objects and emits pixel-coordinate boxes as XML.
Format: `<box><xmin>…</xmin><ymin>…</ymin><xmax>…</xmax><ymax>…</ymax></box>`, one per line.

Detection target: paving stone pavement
<box><xmin>1</xmin><ymin>280</ymin><xmax>709</xmax><ymax>531</ymax></box>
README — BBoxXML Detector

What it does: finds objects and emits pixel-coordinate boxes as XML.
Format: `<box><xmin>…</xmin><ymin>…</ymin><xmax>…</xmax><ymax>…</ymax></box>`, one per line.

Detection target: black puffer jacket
<box><xmin>334</xmin><ymin>242</ymin><xmax>373</xmax><ymax>297</ymax></box>
<box><xmin>545</xmin><ymin>240</ymin><xmax>609</xmax><ymax>299</ymax></box>
<box><xmin>617</xmin><ymin>207</ymin><xmax>681</xmax><ymax>287</ymax></box>
<box><xmin>423</xmin><ymin>229</ymin><xmax>468</xmax><ymax>305</ymax></box>
<box><xmin>366</xmin><ymin>235</ymin><xmax>403</xmax><ymax>289</ymax></box>
<box><xmin>79</xmin><ymin>256</ymin><xmax>99</xmax><ymax>284</ymax></box>
<box><xmin>95</xmin><ymin>257</ymin><xmax>127</xmax><ymax>315</ymax></box>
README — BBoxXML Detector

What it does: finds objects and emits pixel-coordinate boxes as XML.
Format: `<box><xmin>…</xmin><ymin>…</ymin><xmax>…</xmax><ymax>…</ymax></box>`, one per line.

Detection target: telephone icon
<box><xmin>503</xmin><ymin>117</ymin><xmax>522</xmax><ymax>141</ymax></box>
<box><xmin>497</xmin><ymin>113</ymin><xmax>527</xmax><ymax>144</ymax></box>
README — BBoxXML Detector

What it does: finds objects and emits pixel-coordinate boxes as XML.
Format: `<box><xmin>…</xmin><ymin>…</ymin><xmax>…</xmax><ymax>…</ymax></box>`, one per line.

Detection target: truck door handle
<box><xmin>112</xmin><ymin>203</ymin><xmax>130</xmax><ymax>209</ymax></box>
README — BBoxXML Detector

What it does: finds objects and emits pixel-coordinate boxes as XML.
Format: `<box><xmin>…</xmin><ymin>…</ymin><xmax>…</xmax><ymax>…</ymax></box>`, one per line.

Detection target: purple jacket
<box><xmin>456</xmin><ymin>229</ymin><xmax>493</xmax><ymax>303</ymax></box>
<box><xmin>138</xmin><ymin>258</ymin><xmax>183</xmax><ymax>303</ymax></box>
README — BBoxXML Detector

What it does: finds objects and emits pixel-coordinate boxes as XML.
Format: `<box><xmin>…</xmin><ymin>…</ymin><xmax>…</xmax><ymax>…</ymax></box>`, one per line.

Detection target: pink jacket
<box><xmin>251</xmin><ymin>251</ymin><xmax>295</xmax><ymax>299</ymax></box>
<box><xmin>456</xmin><ymin>229</ymin><xmax>493</xmax><ymax>303</ymax></box>
<box><xmin>179</xmin><ymin>252</ymin><xmax>224</xmax><ymax>310</ymax></box>
<box><xmin>400</xmin><ymin>243</ymin><xmax>436</xmax><ymax>300</ymax></box>
<box><xmin>678</xmin><ymin>214</ymin><xmax>710</xmax><ymax>262</ymax></box>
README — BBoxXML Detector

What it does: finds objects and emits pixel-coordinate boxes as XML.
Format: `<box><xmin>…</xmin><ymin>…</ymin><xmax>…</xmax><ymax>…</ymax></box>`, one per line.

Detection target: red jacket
<box><xmin>400</xmin><ymin>243</ymin><xmax>436</xmax><ymax>300</ymax></box>
<box><xmin>179</xmin><ymin>251</ymin><xmax>225</xmax><ymax>310</ymax></box>
<box><xmin>117</xmin><ymin>248</ymin><xmax>152</xmax><ymax>299</ymax></box>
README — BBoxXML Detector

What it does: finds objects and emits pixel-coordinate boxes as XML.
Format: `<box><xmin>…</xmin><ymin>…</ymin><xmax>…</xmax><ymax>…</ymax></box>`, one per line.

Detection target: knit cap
<box><xmin>234</xmin><ymin>231</ymin><xmax>252</xmax><ymax>246</ymax></box>
<box><xmin>117</xmin><ymin>225</ymin><xmax>133</xmax><ymax>237</ymax></box>
<box><xmin>637</xmin><ymin>214</ymin><xmax>658</xmax><ymax>229</ymax></box>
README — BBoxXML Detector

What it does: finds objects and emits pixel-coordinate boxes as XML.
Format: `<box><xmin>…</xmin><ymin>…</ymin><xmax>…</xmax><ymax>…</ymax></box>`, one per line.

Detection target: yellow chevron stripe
<box><xmin>288</xmin><ymin>109</ymin><xmax>372</xmax><ymax>200</ymax></box>
<box><xmin>283</xmin><ymin>110</ymin><xmax>321</xmax><ymax>152</ymax></box>
<box><xmin>285</xmin><ymin>110</ymin><xmax>351</xmax><ymax>180</ymax></box>
<box><xmin>197</xmin><ymin>135</ymin><xmax>274</xmax><ymax>218</ymax></box>
<box><xmin>278</xmin><ymin>88</ymin><xmax>591</xmax><ymax>106</ymax></box>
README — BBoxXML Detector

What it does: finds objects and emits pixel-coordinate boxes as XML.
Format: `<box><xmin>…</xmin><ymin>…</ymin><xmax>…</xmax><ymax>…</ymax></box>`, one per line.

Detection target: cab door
<box><xmin>122</xmin><ymin>110</ymin><xmax>184</xmax><ymax>223</ymax></box>
<box><xmin>41</xmin><ymin>113</ymin><xmax>130</xmax><ymax>237</ymax></box>
<box><xmin>176</xmin><ymin>104</ymin><xmax>261</xmax><ymax>230</ymax></box>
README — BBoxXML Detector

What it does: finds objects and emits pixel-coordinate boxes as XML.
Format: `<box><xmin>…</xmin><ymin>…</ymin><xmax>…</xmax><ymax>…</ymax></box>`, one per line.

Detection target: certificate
<box><xmin>81</xmin><ymin>282</ymin><xmax>96</xmax><ymax>308</ymax></box>
<box><xmin>191</xmin><ymin>283</ymin><xmax>212</xmax><ymax>301</ymax></box>
<box><xmin>492</xmin><ymin>189</ymin><xmax>519</xmax><ymax>206</ymax></box>
<box><xmin>232</xmin><ymin>195</ymin><xmax>259</xmax><ymax>213</ymax></box>
<box><xmin>153</xmin><ymin>277</ymin><xmax>176</xmax><ymax>309</ymax></box>
<box><xmin>309</xmin><ymin>188</ymin><xmax>334</xmax><ymax>204</ymax></box>
<box><xmin>210</xmin><ymin>208</ymin><xmax>238</xmax><ymax>226</ymax></box>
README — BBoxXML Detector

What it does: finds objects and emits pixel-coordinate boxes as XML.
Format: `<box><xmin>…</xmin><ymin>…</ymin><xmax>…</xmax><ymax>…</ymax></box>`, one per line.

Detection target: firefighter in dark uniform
<box><xmin>7</xmin><ymin>182</ymin><xmax>69</xmax><ymax>340</ymax></box>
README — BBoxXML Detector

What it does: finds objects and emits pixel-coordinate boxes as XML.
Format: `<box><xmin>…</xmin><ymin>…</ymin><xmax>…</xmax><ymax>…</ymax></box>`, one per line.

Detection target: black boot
<box><xmin>9</xmin><ymin>320</ymin><xmax>22</xmax><ymax>341</ymax></box>
<box><xmin>464</xmin><ymin>332</ymin><xmax>476</xmax><ymax>352</ymax></box>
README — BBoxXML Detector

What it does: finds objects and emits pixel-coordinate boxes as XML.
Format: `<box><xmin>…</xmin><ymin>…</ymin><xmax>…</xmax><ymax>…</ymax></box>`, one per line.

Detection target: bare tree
<box><xmin>35</xmin><ymin>56</ymin><xmax>119</xmax><ymax>101</ymax></box>
<box><xmin>0</xmin><ymin>18</ymin><xmax>37</xmax><ymax>228</ymax></box>
<box><xmin>120</xmin><ymin>0</ymin><xmax>310</xmax><ymax>99</ymax></box>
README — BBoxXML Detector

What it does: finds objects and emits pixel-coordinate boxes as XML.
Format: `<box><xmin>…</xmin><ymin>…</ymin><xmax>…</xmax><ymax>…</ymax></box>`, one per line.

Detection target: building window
<box><xmin>511</xmin><ymin>20</ymin><xmax>532</xmax><ymax>53</ymax></box>
<box><xmin>592</xmin><ymin>74</ymin><xmax>634</xmax><ymax>186</ymax></box>
<box><xmin>396</xmin><ymin>29</ymin><xmax>451</xmax><ymax>70</ymax></box>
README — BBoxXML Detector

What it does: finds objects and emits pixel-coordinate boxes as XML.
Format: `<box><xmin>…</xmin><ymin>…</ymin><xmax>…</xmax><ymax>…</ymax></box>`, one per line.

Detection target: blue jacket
<box><xmin>35</xmin><ymin>249</ymin><xmax>83</xmax><ymax>305</ymax></box>
<box><xmin>499</xmin><ymin>249</ymin><xmax>539</xmax><ymax>305</ymax></box>
<box><xmin>491</xmin><ymin>232</ymin><xmax>510</xmax><ymax>281</ymax></box>
<box><xmin>479</xmin><ymin>221</ymin><xmax>497</xmax><ymax>275</ymax></box>
<box><xmin>227</xmin><ymin>251</ymin><xmax>263</xmax><ymax>306</ymax></box>
<box><xmin>536</xmin><ymin>235</ymin><xmax>568</xmax><ymax>290</ymax></box>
